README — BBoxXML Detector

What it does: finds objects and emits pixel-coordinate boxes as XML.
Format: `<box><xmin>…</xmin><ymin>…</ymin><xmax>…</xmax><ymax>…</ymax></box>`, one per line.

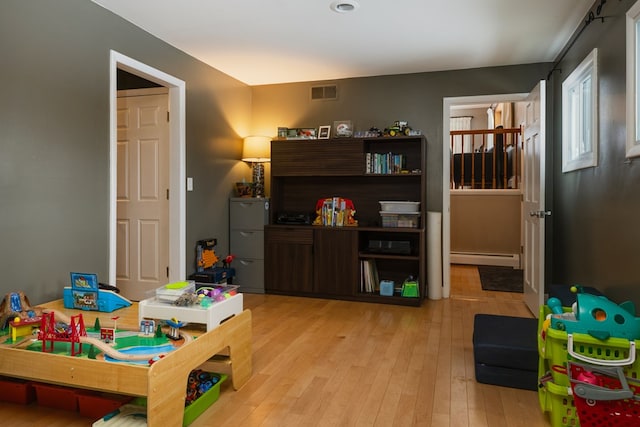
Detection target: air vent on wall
<box><xmin>311</xmin><ymin>84</ymin><xmax>338</xmax><ymax>101</ymax></box>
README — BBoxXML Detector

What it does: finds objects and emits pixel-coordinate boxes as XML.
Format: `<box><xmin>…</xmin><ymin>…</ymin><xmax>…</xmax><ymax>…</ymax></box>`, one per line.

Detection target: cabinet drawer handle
<box><xmin>239</xmin><ymin>259</ymin><xmax>253</xmax><ymax>266</ymax></box>
<box><xmin>239</xmin><ymin>231</ymin><xmax>254</xmax><ymax>237</ymax></box>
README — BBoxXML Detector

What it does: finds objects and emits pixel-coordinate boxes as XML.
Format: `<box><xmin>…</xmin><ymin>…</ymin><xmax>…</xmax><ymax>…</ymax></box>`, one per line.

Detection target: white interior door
<box><xmin>116</xmin><ymin>89</ymin><xmax>170</xmax><ymax>301</ymax></box>
<box><xmin>523</xmin><ymin>80</ymin><xmax>547</xmax><ymax>317</ymax></box>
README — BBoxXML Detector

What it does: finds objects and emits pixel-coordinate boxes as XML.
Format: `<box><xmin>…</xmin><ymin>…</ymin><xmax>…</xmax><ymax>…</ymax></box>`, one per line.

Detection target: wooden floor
<box><xmin>0</xmin><ymin>265</ymin><xmax>551</xmax><ymax>426</ymax></box>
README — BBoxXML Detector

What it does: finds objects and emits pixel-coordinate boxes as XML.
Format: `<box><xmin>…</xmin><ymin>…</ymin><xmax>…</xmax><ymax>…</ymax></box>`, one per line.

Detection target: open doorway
<box><xmin>108</xmin><ymin>51</ymin><xmax>187</xmax><ymax>296</ymax></box>
<box><xmin>442</xmin><ymin>82</ymin><xmax>547</xmax><ymax>317</ymax></box>
<box><xmin>442</xmin><ymin>93</ymin><xmax>528</xmax><ymax>298</ymax></box>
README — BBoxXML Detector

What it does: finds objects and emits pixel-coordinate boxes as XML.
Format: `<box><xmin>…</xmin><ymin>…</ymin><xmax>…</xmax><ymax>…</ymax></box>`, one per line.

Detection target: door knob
<box><xmin>529</xmin><ymin>210</ymin><xmax>551</xmax><ymax>218</ymax></box>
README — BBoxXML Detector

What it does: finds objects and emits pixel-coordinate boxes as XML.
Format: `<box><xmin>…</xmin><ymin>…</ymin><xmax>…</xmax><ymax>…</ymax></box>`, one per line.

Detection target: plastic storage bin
<box><xmin>33</xmin><ymin>383</ymin><xmax>78</xmax><ymax>411</ymax></box>
<box><xmin>183</xmin><ymin>373</ymin><xmax>227</xmax><ymax>426</ymax></box>
<box><xmin>155</xmin><ymin>280</ymin><xmax>196</xmax><ymax>303</ymax></box>
<box><xmin>538</xmin><ymin>379</ymin><xmax>579</xmax><ymax>427</ymax></box>
<box><xmin>77</xmin><ymin>391</ymin><xmax>133</xmax><ymax>419</ymax></box>
<box><xmin>538</xmin><ymin>304</ymin><xmax>640</xmax><ymax>387</ymax></box>
<box><xmin>0</xmin><ymin>377</ymin><xmax>35</xmax><ymax>405</ymax></box>
<box><xmin>568</xmin><ymin>362</ymin><xmax>640</xmax><ymax>427</ymax></box>
<box><xmin>380</xmin><ymin>212</ymin><xmax>420</xmax><ymax>228</ymax></box>
<box><xmin>379</xmin><ymin>201</ymin><xmax>420</xmax><ymax>212</ymax></box>
<box><xmin>379</xmin><ymin>280</ymin><xmax>394</xmax><ymax>296</ymax></box>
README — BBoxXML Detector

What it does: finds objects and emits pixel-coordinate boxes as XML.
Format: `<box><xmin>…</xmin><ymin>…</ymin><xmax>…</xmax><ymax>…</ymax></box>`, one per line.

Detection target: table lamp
<box><xmin>242</xmin><ymin>136</ymin><xmax>271</xmax><ymax>198</ymax></box>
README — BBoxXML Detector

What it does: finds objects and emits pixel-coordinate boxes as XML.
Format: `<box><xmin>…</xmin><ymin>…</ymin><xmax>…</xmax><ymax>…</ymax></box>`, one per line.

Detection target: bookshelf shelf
<box><xmin>265</xmin><ymin>136</ymin><xmax>426</xmax><ymax>306</ymax></box>
<box><xmin>358</xmin><ymin>252</ymin><xmax>421</xmax><ymax>261</ymax></box>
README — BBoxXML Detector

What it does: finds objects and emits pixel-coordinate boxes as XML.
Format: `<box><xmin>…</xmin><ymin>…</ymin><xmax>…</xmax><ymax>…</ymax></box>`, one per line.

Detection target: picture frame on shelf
<box><xmin>333</xmin><ymin>120</ymin><xmax>353</xmax><ymax>138</ymax></box>
<box><xmin>286</xmin><ymin>127</ymin><xmax>317</xmax><ymax>139</ymax></box>
<box><xmin>298</xmin><ymin>128</ymin><xmax>317</xmax><ymax>139</ymax></box>
<box><xmin>318</xmin><ymin>125</ymin><xmax>331</xmax><ymax>139</ymax></box>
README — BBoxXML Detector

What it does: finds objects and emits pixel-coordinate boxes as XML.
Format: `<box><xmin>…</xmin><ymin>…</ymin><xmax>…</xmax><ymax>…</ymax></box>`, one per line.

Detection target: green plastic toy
<box><xmin>401</xmin><ymin>276</ymin><xmax>419</xmax><ymax>298</ymax></box>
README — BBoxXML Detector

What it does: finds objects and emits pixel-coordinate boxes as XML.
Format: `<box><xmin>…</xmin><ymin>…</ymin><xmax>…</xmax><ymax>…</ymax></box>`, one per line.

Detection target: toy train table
<box><xmin>0</xmin><ymin>299</ymin><xmax>252</xmax><ymax>426</ymax></box>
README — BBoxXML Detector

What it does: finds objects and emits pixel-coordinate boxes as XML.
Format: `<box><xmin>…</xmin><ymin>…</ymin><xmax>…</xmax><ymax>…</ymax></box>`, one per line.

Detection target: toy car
<box><xmin>385</xmin><ymin>120</ymin><xmax>412</xmax><ymax>137</ymax></box>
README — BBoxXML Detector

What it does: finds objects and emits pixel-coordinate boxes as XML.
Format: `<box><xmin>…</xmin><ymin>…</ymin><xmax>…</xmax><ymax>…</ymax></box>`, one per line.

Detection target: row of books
<box><xmin>365</xmin><ymin>152</ymin><xmax>407</xmax><ymax>174</ymax></box>
<box><xmin>360</xmin><ymin>259</ymin><xmax>380</xmax><ymax>293</ymax></box>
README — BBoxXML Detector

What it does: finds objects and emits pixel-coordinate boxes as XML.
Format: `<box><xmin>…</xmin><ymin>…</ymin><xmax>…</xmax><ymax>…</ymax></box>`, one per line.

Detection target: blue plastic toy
<box><xmin>549</xmin><ymin>286</ymin><xmax>640</xmax><ymax>340</ymax></box>
<box><xmin>63</xmin><ymin>272</ymin><xmax>131</xmax><ymax>313</ymax></box>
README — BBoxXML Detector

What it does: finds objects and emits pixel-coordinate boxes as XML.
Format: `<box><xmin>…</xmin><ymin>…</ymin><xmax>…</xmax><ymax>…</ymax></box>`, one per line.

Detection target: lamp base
<box><xmin>251</xmin><ymin>163</ymin><xmax>265</xmax><ymax>198</ymax></box>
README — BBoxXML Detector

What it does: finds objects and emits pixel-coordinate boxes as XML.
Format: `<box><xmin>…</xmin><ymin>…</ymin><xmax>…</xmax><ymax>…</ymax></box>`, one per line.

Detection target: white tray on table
<box><xmin>138</xmin><ymin>293</ymin><xmax>243</xmax><ymax>331</ymax></box>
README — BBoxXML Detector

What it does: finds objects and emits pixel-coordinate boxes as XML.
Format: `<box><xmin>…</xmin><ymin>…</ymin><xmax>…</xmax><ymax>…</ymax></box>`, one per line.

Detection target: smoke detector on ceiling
<box><xmin>330</xmin><ymin>0</ymin><xmax>359</xmax><ymax>13</ymax></box>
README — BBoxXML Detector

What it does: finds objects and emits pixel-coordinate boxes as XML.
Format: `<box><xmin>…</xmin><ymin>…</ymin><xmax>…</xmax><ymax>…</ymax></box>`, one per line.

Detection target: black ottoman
<box><xmin>473</xmin><ymin>314</ymin><xmax>538</xmax><ymax>391</ymax></box>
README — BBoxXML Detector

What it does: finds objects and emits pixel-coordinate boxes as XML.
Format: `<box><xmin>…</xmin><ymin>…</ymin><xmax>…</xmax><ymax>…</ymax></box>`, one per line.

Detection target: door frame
<box><xmin>108</xmin><ymin>50</ymin><xmax>186</xmax><ymax>286</ymax></box>
<box><xmin>442</xmin><ymin>93</ymin><xmax>527</xmax><ymax>297</ymax></box>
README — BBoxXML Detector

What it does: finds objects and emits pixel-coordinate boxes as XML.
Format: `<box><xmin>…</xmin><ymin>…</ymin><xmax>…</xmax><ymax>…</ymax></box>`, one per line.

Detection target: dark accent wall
<box><xmin>0</xmin><ymin>0</ymin><xmax>252</xmax><ymax>304</ymax></box>
<box><xmin>549</xmin><ymin>0</ymin><xmax>640</xmax><ymax>303</ymax></box>
<box><xmin>250</xmin><ymin>66</ymin><xmax>551</xmax><ymax>245</ymax></box>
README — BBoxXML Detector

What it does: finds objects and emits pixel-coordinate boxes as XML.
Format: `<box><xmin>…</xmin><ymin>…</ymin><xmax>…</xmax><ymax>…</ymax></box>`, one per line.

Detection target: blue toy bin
<box><xmin>379</xmin><ymin>280</ymin><xmax>394</xmax><ymax>296</ymax></box>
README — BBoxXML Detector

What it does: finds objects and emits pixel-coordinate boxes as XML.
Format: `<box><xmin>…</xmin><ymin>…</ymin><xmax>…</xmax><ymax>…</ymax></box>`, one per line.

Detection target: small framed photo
<box><xmin>298</xmin><ymin>128</ymin><xmax>317</xmax><ymax>139</ymax></box>
<box><xmin>318</xmin><ymin>125</ymin><xmax>331</xmax><ymax>139</ymax></box>
<box><xmin>333</xmin><ymin>120</ymin><xmax>353</xmax><ymax>138</ymax></box>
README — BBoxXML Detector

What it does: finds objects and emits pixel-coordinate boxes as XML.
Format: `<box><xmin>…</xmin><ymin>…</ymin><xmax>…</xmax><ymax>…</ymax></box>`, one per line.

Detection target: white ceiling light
<box><xmin>330</xmin><ymin>0</ymin><xmax>359</xmax><ymax>13</ymax></box>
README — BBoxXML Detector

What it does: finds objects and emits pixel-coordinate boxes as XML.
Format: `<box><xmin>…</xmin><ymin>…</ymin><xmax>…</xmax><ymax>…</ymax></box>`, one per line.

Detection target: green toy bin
<box><xmin>538</xmin><ymin>304</ymin><xmax>639</xmax><ymax>387</ymax></box>
<box><xmin>183</xmin><ymin>373</ymin><xmax>227</xmax><ymax>426</ymax></box>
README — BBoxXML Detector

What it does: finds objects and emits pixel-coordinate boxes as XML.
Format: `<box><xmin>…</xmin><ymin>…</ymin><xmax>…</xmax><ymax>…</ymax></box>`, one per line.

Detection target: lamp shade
<box><xmin>242</xmin><ymin>136</ymin><xmax>271</xmax><ymax>162</ymax></box>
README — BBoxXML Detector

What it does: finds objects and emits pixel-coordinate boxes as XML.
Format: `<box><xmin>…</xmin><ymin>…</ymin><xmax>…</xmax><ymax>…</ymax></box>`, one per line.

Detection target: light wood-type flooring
<box><xmin>0</xmin><ymin>265</ymin><xmax>551</xmax><ymax>426</ymax></box>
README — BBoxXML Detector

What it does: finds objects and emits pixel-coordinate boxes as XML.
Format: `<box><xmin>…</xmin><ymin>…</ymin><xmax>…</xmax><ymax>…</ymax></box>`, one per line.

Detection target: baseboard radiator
<box><xmin>450</xmin><ymin>252</ymin><xmax>520</xmax><ymax>269</ymax></box>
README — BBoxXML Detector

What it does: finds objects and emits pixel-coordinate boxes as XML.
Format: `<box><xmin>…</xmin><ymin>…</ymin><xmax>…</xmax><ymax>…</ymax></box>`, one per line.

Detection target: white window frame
<box><xmin>562</xmin><ymin>48</ymin><xmax>598</xmax><ymax>173</ymax></box>
<box><xmin>626</xmin><ymin>1</ymin><xmax>640</xmax><ymax>158</ymax></box>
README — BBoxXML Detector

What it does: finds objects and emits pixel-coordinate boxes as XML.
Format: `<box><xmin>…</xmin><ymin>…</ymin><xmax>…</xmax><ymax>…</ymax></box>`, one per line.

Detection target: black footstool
<box><xmin>473</xmin><ymin>314</ymin><xmax>538</xmax><ymax>391</ymax></box>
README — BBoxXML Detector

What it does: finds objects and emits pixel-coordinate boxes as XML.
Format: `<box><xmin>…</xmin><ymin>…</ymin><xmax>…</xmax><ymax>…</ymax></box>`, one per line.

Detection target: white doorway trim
<box><xmin>108</xmin><ymin>50</ymin><xmax>187</xmax><ymax>286</ymax></box>
<box><xmin>442</xmin><ymin>93</ymin><xmax>526</xmax><ymax>297</ymax></box>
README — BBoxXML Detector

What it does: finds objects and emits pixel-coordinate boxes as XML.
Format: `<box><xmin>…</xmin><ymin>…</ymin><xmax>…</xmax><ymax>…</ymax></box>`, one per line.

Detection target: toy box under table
<box><xmin>139</xmin><ymin>291</ymin><xmax>243</xmax><ymax>331</ymax></box>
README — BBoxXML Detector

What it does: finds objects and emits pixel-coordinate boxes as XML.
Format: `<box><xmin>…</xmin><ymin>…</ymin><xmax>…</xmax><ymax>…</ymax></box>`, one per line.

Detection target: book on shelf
<box><xmin>360</xmin><ymin>259</ymin><xmax>379</xmax><ymax>293</ymax></box>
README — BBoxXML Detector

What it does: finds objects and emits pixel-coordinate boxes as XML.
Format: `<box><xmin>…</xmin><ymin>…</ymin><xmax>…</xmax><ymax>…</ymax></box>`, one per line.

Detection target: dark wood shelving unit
<box><xmin>265</xmin><ymin>136</ymin><xmax>427</xmax><ymax>306</ymax></box>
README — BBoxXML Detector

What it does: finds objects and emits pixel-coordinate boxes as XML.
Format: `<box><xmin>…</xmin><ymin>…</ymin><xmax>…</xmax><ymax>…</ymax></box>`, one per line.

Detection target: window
<box><xmin>626</xmin><ymin>1</ymin><xmax>640</xmax><ymax>157</ymax></box>
<box><xmin>562</xmin><ymin>48</ymin><xmax>598</xmax><ymax>172</ymax></box>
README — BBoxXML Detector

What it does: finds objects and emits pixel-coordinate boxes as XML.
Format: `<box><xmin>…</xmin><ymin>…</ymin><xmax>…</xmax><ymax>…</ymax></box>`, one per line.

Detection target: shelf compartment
<box><xmin>359</xmin><ymin>252</ymin><xmax>421</xmax><ymax>261</ymax></box>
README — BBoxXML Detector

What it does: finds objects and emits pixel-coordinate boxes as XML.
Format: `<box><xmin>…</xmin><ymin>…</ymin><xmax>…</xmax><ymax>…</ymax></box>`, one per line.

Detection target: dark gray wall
<box><xmin>0</xmin><ymin>1</ymin><xmax>252</xmax><ymax>304</ymax></box>
<box><xmin>549</xmin><ymin>0</ymin><xmax>640</xmax><ymax>303</ymax></box>
<box><xmin>251</xmin><ymin>66</ymin><xmax>551</xmax><ymax>224</ymax></box>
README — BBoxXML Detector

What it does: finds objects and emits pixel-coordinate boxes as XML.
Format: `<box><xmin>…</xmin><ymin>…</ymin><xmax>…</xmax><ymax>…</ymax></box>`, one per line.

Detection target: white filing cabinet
<box><xmin>230</xmin><ymin>197</ymin><xmax>269</xmax><ymax>293</ymax></box>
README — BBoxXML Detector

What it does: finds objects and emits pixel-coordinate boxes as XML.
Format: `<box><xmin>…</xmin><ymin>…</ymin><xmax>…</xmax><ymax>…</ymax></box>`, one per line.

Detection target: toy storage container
<box><xmin>538</xmin><ymin>378</ymin><xmax>579</xmax><ymax>427</ymax></box>
<box><xmin>155</xmin><ymin>280</ymin><xmax>196</xmax><ymax>303</ymax></box>
<box><xmin>379</xmin><ymin>201</ymin><xmax>420</xmax><ymax>212</ymax></box>
<box><xmin>33</xmin><ymin>382</ymin><xmax>78</xmax><ymax>411</ymax></box>
<box><xmin>183</xmin><ymin>373</ymin><xmax>227</xmax><ymax>426</ymax></box>
<box><xmin>77</xmin><ymin>390</ymin><xmax>133</xmax><ymax>419</ymax></box>
<box><xmin>538</xmin><ymin>305</ymin><xmax>639</xmax><ymax>387</ymax></box>
<box><xmin>0</xmin><ymin>376</ymin><xmax>35</xmax><ymax>404</ymax></box>
<box><xmin>568</xmin><ymin>362</ymin><xmax>640</xmax><ymax>427</ymax></box>
<box><xmin>380</xmin><ymin>211</ymin><xmax>420</xmax><ymax>228</ymax></box>
<box><xmin>538</xmin><ymin>302</ymin><xmax>640</xmax><ymax>426</ymax></box>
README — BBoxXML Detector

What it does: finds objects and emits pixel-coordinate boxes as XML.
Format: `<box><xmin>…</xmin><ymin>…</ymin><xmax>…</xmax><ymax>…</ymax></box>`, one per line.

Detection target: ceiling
<box><xmin>93</xmin><ymin>0</ymin><xmax>595</xmax><ymax>86</ymax></box>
